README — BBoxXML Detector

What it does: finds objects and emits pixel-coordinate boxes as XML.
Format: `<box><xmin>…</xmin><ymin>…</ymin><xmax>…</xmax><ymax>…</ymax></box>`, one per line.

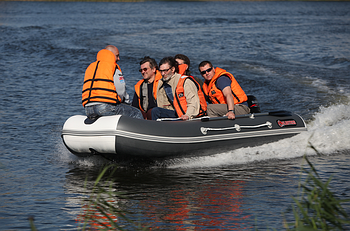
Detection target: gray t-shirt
<box><xmin>114</xmin><ymin>68</ymin><xmax>130</xmax><ymax>104</ymax></box>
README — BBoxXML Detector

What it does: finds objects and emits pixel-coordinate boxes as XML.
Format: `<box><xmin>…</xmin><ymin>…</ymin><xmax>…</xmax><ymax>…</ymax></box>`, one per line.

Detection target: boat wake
<box><xmin>54</xmin><ymin>140</ymin><xmax>110</xmax><ymax>167</ymax></box>
<box><xmin>165</xmin><ymin>101</ymin><xmax>350</xmax><ymax>169</ymax></box>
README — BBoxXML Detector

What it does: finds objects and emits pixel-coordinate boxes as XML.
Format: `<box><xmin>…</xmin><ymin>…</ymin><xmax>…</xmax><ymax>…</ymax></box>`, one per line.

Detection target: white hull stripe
<box><xmin>62</xmin><ymin>127</ymin><xmax>306</xmax><ymax>144</ymax></box>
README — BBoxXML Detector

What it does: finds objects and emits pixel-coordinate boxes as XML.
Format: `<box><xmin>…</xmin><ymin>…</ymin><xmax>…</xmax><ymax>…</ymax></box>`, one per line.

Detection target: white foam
<box><xmin>167</xmin><ymin>101</ymin><xmax>350</xmax><ymax>169</ymax></box>
<box><xmin>54</xmin><ymin>140</ymin><xmax>108</xmax><ymax>167</ymax></box>
<box><xmin>306</xmin><ymin>76</ymin><xmax>331</xmax><ymax>92</ymax></box>
<box><xmin>305</xmin><ymin>76</ymin><xmax>350</xmax><ymax>97</ymax></box>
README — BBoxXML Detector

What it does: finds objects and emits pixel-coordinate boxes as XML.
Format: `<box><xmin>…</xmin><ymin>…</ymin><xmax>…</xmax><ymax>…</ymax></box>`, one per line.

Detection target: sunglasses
<box><xmin>200</xmin><ymin>67</ymin><xmax>213</xmax><ymax>75</ymax></box>
<box><xmin>159</xmin><ymin>67</ymin><xmax>172</xmax><ymax>73</ymax></box>
<box><xmin>139</xmin><ymin>67</ymin><xmax>148</xmax><ymax>72</ymax></box>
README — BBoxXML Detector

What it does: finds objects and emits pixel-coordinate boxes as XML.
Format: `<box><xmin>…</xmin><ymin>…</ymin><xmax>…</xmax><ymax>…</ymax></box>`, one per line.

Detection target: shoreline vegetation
<box><xmin>2</xmin><ymin>0</ymin><xmax>350</xmax><ymax>2</ymax></box>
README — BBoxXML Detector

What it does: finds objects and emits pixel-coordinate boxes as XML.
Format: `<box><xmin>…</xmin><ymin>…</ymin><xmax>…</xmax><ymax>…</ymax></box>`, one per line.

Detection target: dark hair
<box><xmin>140</xmin><ymin>56</ymin><xmax>158</xmax><ymax>70</ymax></box>
<box><xmin>159</xmin><ymin>56</ymin><xmax>179</xmax><ymax>73</ymax></box>
<box><xmin>175</xmin><ymin>54</ymin><xmax>191</xmax><ymax>76</ymax></box>
<box><xmin>198</xmin><ymin>60</ymin><xmax>213</xmax><ymax>71</ymax></box>
<box><xmin>174</xmin><ymin>54</ymin><xmax>190</xmax><ymax>67</ymax></box>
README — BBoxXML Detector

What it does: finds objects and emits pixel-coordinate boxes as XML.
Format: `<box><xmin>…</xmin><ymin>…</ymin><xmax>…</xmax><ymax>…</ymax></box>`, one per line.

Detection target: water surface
<box><xmin>0</xmin><ymin>1</ymin><xmax>350</xmax><ymax>230</ymax></box>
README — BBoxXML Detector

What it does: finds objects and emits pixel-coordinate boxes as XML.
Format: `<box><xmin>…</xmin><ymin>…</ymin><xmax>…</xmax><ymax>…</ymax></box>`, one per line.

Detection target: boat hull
<box><xmin>61</xmin><ymin>111</ymin><xmax>307</xmax><ymax>160</ymax></box>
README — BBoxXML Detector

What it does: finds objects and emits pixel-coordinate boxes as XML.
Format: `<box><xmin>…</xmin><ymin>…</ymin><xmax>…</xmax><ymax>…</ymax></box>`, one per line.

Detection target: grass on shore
<box><xmin>283</xmin><ymin>143</ymin><xmax>350</xmax><ymax>230</ymax></box>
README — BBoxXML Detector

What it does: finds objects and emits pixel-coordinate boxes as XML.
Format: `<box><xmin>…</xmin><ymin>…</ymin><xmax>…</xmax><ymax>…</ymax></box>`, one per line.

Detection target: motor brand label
<box><xmin>277</xmin><ymin>120</ymin><xmax>297</xmax><ymax>127</ymax></box>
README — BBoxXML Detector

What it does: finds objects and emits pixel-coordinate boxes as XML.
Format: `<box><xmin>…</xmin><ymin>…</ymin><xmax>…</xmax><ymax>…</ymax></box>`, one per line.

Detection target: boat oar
<box><xmin>156</xmin><ymin>111</ymin><xmax>293</xmax><ymax>122</ymax></box>
<box><xmin>200</xmin><ymin>110</ymin><xmax>293</xmax><ymax>122</ymax></box>
<box><xmin>267</xmin><ymin>110</ymin><xmax>292</xmax><ymax>117</ymax></box>
<box><xmin>200</xmin><ymin>116</ymin><xmax>228</xmax><ymax>122</ymax></box>
<box><xmin>156</xmin><ymin>117</ymin><xmax>182</xmax><ymax>121</ymax></box>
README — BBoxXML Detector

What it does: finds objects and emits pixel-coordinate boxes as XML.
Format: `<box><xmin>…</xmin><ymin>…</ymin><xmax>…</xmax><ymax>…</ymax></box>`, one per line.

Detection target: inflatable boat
<box><xmin>61</xmin><ymin>110</ymin><xmax>307</xmax><ymax>161</ymax></box>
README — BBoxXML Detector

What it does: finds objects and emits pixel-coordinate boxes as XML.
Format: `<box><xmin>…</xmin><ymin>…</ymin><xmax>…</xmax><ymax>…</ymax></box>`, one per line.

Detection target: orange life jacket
<box><xmin>202</xmin><ymin>67</ymin><xmax>247</xmax><ymax>105</ymax></box>
<box><xmin>134</xmin><ymin>70</ymin><xmax>162</xmax><ymax>112</ymax></box>
<box><xmin>82</xmin><ymin>49</ymin><xmax>122</xmax><ymax>107</ymax></box>
<box><xmin>178</xmin><ymin>64</ymin><xmax>188</xmax><ymax>75</ymax></box>
<box><xmin>173</xmin><ymin>75</ymin><xmax>207</xmax><ymax>118</ymax></box>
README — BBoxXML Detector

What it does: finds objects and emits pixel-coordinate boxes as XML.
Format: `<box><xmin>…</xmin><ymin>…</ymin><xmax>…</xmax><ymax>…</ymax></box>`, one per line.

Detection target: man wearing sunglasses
<box><xmin>151</xmin><ymin>57</ymin><xmax>207</xmax><ymax>121</ymax></box>
<box><xmin>132</xmin><ymin>56</ymin><xmax>162</xmax><ymax>119</ymax></box>
<box><xmin>199</xmin><ymin>61</ymin><xmax>249</xmax><ymax>120</ymax></box>
<box><xmin>82</xmin><ymin>45</ymin><xmax>143</xmax><ymax>120</ymax></box>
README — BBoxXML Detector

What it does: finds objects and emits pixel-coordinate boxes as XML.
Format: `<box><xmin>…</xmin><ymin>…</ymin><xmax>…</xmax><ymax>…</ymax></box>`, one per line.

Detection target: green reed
<box><xmin>283</xmin><ymin>143</ymin><xmax>350</xmax><ymax>231</ymax></box>
<box><xmin>76</xmin><ymin>164</ymin><xmax>148</xmax><ymax>230</ymax></box>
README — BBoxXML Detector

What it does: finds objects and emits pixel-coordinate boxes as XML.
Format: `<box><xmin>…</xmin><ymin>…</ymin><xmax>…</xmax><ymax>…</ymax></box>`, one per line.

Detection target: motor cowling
<box><xmin>247</xmin><ymin>95</ymin><xmax>261</xmax><ymax>113</ymax></box>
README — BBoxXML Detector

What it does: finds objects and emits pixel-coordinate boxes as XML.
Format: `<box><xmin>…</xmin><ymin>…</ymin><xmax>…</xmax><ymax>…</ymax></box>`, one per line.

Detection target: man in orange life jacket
<box><xmin>198</xmin><ymin>61</ymin><xmax>250</xmax><ymax>120</ymax></box>
<box><xmin>131</xmin><ymin>56</ymin><xmax>162</xmax><ymax>120</ymax></box>
<box><xmin>151</xmin><ymin>56</ymin><xmax>207</xmax><ymax>121</ymax></box>
<box><xmin>82</xmin><ymin>45</ymin><xmax>143</xmax><ymax>120</ymax></box>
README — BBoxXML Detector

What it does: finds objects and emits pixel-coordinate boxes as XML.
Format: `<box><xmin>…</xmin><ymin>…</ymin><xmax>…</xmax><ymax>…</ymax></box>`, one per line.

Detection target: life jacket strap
<box><xmin>163</xmin><ymin>82</ymin><xmax>174</xmax><ymax>106</ymax></box>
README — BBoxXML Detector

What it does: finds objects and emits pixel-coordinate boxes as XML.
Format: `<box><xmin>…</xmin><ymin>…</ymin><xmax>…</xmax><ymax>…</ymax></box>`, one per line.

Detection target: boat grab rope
<box><xmin>200</xmin><ymin>121</ymin><xmax>272</xmax><ymax>135</ymax></box>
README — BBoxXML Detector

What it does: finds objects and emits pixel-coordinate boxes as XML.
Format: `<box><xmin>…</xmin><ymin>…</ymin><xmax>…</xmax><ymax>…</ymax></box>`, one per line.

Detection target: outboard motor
<box><xmin>247</xmin><ymin>95</ymin><xmax>261</xmax><ymax>113</ymax></box>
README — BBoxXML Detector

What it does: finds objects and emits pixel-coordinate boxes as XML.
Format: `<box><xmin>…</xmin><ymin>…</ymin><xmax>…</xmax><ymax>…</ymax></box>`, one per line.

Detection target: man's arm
<box><xmin>114</xmin><ymin>69</ymin><xmax>130</xmax><ymax>104</ymax></box>
<box><xmin>216</xmin><ymin>76</ymin><xmax>235</xmax><ymax>119</ymax></box>
<box><xmin>182</xmin><ymin>80</ymin><xmax>200</xmax><ymax>120</ymax></box>
<box><xmin>131</xmin><ymin>92</ymin><xmax>140</xmax><ymax>109</ymax></box>
<box><xmin>222</xmin><ymin>86</ymin><xmax>235</xmax><ymax>119</ymax></box>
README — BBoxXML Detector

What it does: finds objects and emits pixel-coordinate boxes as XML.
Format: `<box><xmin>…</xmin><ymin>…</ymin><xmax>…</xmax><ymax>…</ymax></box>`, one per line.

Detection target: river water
<box><xmin>1</xmin><ymin>1</ymin><xmax>350</xmax><ymax>230</ymax></box>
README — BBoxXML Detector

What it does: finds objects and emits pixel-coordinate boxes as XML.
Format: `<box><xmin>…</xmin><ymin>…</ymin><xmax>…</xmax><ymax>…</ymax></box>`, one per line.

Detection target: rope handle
<box><xmin>200</xmin><ymin>121</ymin><xmax>272</xmax><ymax>135</ymax></box>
